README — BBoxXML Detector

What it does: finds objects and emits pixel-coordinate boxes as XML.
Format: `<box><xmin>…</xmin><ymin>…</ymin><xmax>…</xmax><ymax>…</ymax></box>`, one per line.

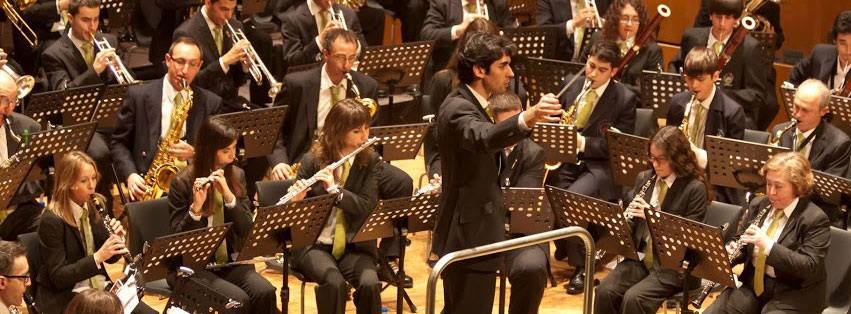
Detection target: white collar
<box><xmin>307</xmin><ymin>0</ymin><xmax>325</xmax><ymax>16</ymax></box>
<box><xmin>774</xmin><ymin>197</ymin><xmax>799</xmax><ymax>219</ymax></box>
<box><xmin>709</xmin><ymin>28</ymin><xmax>731</xmax><ymax>45</ymax></box>
<box><xmin>465</xmin><ymin>84</ymin><xmax>491</xmax><ymax>111</ymax></box>
<box><xmin>589</xmin><ymin>78</ymin><xmax>610</xmax><ymax>97</ymax></box>
<box><xmin>70</xmin><ymin>199</ymin><xmax>86</xmax><ymax>222</ymax></box>
<box><xmin>796</xmin><ymin>124</ymin><xmax>817</xmax><ymax>139</ymax></box>
<box><xmin>67</xmin><ymin>29</ymin><xmax>88</xmax><ymax>49</ymax></box>
<box><xmin>659</xmin><ymin>173</ymin><xmax>677</xmax><ymax>188</ymax></box>
<box><xmin>320</xmin><ymin>63</ymin><xmax>347</xmax><ymax>90</ymax></box>
<box><xmin>837</xmin><ymin>58</ymin><xmax>851</xmax><ymax>74</ymax></box>
<box><xmin>201</xmin><ymin>6</ymin><xmax>221</xmax><ymax>32</ymax></box>
<box><xmin>162</xmin><ymin>75</ymin><xmax>181</xmax><ymax>102</ymax></box>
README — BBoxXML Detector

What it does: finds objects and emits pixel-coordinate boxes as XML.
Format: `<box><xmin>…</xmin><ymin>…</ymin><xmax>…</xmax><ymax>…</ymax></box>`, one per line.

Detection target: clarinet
<box><xmin>690</xmin><ymin>202</ymin><xmax>772</xmax><ymax>308</ymax></box>
<box><xmin>91</xmin><ymin>196</ymin><xmax>144</xmax><ymax>297</ymax></box>
<box><xmin>21</xmin><ymin>293</ymin><xmax>38</xmax><ymax>314</ymax></box>
<box><xmin>625</xmin><ymin>174</ymin><xmax>657</xmax><ymax>220</ymax></box>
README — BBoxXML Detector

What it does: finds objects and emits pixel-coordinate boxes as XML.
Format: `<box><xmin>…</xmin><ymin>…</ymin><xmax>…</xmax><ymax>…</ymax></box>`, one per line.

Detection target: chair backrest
<box><xmin>743</xmin><ymin>129</ymin><xmax>770</xmax><ymax>144</ymax></box>
<box><xmin>255</xmin><ymin>180</ymin><xmax>295</xmax><ymax>208</ymax></box>
<box><xmin>825</xmin><ymin>227</ymin><xmax>851</xmax><ymax>313</ymax></box>
<box><xmin>125</xmin><ymin>198</ymin><xmax>172</xmax><ymax>255</ymax></box>
<box><xmin>703</xmin><ymin>201</ymin><xmax>744</xmax><ymax>242</ymax></box>
<box><xmin>634</xmin><ymin>108</ymin><xmax>658</xmax><ymax>138</ymax></box>
<box><xmin>17</xmin><ymin>232</ymin><xmax>39</xmax><ymax>298</ymax></box>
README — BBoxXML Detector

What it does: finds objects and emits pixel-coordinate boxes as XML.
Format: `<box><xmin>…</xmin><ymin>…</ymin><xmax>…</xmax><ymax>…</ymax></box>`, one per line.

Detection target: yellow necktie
<box><xmin>330</xmin><ymin>85</ymin><xmax>342</xmax><ymax>107</ymax></box>
<box><xmin>79</xmin><ymin>209</ymin><xmax>102</xmax><ymax>290</ymax></box>
<box><xmin>643</xmin><ymin>179</ymin><xmax>667</xmax><ymax>268</ymax></box>
<box><xmin>213</xmin><ymin>26</ymin><xmax>223</xmax><ymax>55</ymax></box>
<box><xmin>690</xmin><ymin>104</ymin><xmax>705</xmax><ymax>147</ymax></box>
<box><xmin>754</xmin><ymin>209</ymin><xmax>785</xmax><ymax>296</ymax></box>
<box><xmin>331</xmin><ymin>161</ymin><xmax>351</xmax><ymax>260</ymax></box>
<box><xmin>464</xmin><ymin>0</ymin><xmax>477</xmax><ymax>14</ymax></box>
<box><xmin>618</xmin><ymin>41</ymin><xmax>629</xmax><ymax>57</ymax></box>
<box><xmin>81</xmin><ymin>42</ymin><xmax>94</xmax><ymax>67</ymax></box>
<box><xmin>713</xmin><ymin>41</ymin><xmax>724</xmax><ymax>56</ymax></box>
<box><xmin>795</xmin><ymin>132</ymin><xmax>805</xmax><ymax>152</ymax></box>
<box><xmin>213</xmin><ymin>190</ymin><xmax>229</xmax><ymax>264</ymax></box>
<box><xmin>319</xmin><ymin>10</ymin><xmax>330</xmax><ymax>31</ymax></box>
<box><xmin>574</xmin><ymin>89</ymin><xmax>598</xmax><ymax>129</ymax></box>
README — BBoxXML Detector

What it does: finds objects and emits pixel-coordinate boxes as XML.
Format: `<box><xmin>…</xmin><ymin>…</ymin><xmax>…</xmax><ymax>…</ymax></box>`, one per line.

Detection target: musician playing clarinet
<box><xmin>594</xmin><ymin>126</ymin><xmax>707</xmax><ymax>314</ymax></box>
<box><xmin>704</xmin><ymin>152</ymin><xmax>830</xmax><ymax>314</ymax></box>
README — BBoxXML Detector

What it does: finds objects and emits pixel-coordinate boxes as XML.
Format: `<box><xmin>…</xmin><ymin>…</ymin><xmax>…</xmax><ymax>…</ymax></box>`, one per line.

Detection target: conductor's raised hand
<box><xmin>523</xmin><ymin>93</ymin><xmax>562</xmax><ymax>126</ymax></box>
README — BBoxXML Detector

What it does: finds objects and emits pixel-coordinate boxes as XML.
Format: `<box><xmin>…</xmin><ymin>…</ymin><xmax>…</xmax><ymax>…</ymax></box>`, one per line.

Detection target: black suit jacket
<box><xmin>110</xmin><ymin>78</ymin><xmax>222</xmax><ymax>182</ymax></box>
<box><xmin>788</xmin><ymin>44</ymin><xmax>840</xmax><ymax>89</ymax></box>
<box><xmin>36</xmin><ymin>204</ymin><xmax>115</xmax><ymax>314</ymax></box>
<box><xmin>41</xmin><ymin>34</ymin><xmax>117</xmax><ymax>90</ymax></box>
<box><xmin>670</xmin><ymin>27</ymin><xmax>769</xmax><ymax>128</ymax></box>
<box><xmin>665</xmin><ymin>88</ymin><xmax>746</xmax><ymax>142</ymax></box>
<box><xmin>772</xmin><ymin>121</ymin><xmax>851</xmax><ymax>177</ymax></box>
<box><xmin>432</xmin><ymin>84</ymin><xmax>530</xmax><ymax>271</ymax></box>
<box><xmin>499</xmin><ymin>138</ymin><xmax>545</xmax><ymax>188</ymax></box>
<box><xmin>168</xmin><ymin>167</ymin><xmax>253</xmax><ymax>262</ymax></box>
<box><xmin>173</xmin><ymin>12</ymin><xmax>246</xmax><ymax>109</ymax></box>
<box><xmin>5</xmin><ymin>113</ymin><xmax>43</xmax><ymax>206</ymax></box>
<box><xmin>279</xmin><ymin>1</ymin><xmax>367</xmax><ymax>67</ymax></box>
<box><xmin>291</xmin><ymin>150</ymin><xmax>380</xmax><ymax>263</ymax></box>
<box><xmin>627</xmin><ymin>169</ymin><xmax>707</xmax><ymax>286</ymax></box>
<box><xmin>694</xmin><ymin>0</ymin><xmax>783</xmax><ymax>49</ymax></box>
<box><xmin>268</xmin><ymin>66</ymin><xmax>378</xmax><ymax>166</ymax></box>
<box><xmin>582</xmin><ymin>31</ymin><xmax>663</xmax><ymax>93</ymax></box>
<box><xmin>735</xmin><ymin>196</ymin><xmax>830</xmax><ymax>313</ymax></box>
<box><xmin>535</xmin><ymin>0</ymin><xmax>611</xmax><ymax>61</ymax></box>
<box><xmin>420</xmin><ymin>0</ymin><xmax>516</xmax><ymax>71</ymax></box>
<box><xmin>150</xmin><ymin>0</ymin><xmax>198</xmax><ymax>64</ymax></box>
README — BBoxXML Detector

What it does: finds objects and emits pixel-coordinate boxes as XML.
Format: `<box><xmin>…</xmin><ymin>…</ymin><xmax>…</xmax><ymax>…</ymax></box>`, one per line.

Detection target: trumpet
<box><xmin>1</xmin><ymin>64</ymin><xmax>34</xmax><ymax>99</ymax></box>
<box><xmin>330</xmin><ymin>7</ymin><xmax>349</xmax><ymax>31</ymax></box>
<box><xmin>224</xmin><ymin>21</ymin><xmax>282</xmax><ymax>98</ymax></box>
<box><xmin>346</xmin><ymin>72</ymin><xmax>377</xmax><ymax>117</ymax></box>
<box><xmin>583</xmin><ymin>0</ymin><xmax>603</xmax><ymax>28</ymax></box>
<box><xmin>92</xmin><ymin>33</ymin><xmax>137</xmax><ymax>85</ymax></box>
<box><xmin>768</xmin><ymin>119</ymin><xmax>797</xmax><ymax>146</ymax></box>
<box><xmin>2</xmin><ymin>0</ymin><xmax>38</xmax><ymax>48</ymax></box>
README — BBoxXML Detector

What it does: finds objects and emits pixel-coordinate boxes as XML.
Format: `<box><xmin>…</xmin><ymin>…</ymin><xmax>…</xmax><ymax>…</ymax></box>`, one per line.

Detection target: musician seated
<box><xmin>669</xmin><ymin>0</ymin><xmax>771</xmax><ymax>130</ymax></box>
<box><xmin>595</xmin><ymin>126</ymin><xmax>707</xmax><ymax>314</ymax></box>
<box><xmin>35</xmin><ymin>151</ymin><xmax>156</xmax><ymax>314</ymax></box>
<box><xmin>704</xmin><ymin>152</ymin><xmax>831</xmax><ymax>314</ymax></box>
<box><xmin>694</xmin><ymin>0</ymin><xmax>784</xmax><ymax>50</ymax></box>
<box><xmin>288</xmin><ymin>99</ymin><xmax>382</xmax><ymax>314</ymax></box>
<box><xmin>787</xmin><ymin>11</ymin><xmax>851</xmax><ymax>90</ymax></box>
<box><xmin>111</xmin><ymin>37</ymin><xmax>222</xmax><ymax>201</ymax></box>
<box><xmin>420</xmin><ymin>0</ymin><xmax>517</xmax><ymax>75</ymax></box>
<box><xmin>0</xmin><ymin>241</ymin><xmax>31</xmax><ymax>314</ymax></box>
<box><xmin>548</xmin><ymin>41</ymin><xmax>637</xmax><ymax>294</ymax></box>
<box><xmin>64</xmin><ymin>289</ymin><xmax>123</xmax><ymax>314</ymax></box>
<box><xmin>770</xmin><ymin>79</ymin><xmax>851</xmax><ymax>226</ymax></box>
<box><xmin>0</xmin><ymin>71</ymin><xmax>43</xmax><ymax>241</ymax></box>
<box><xmin>536</xmin><ymin>0</ymin><xmax>612</xmax><ymax>61</ymax></box>
<box><xmin>580</xmin><ymin>0</ymin><xmax>663</xmax><ymax>94</ymax></box>
<box><xmin>279</xmin><ymin>0</ymin><xmax>367</xmax><ymax>67</ymax></box>
<box><xmin>168</xmin><ymin>118</ymin><xmax>277</xmax><ymax>314</ymax></box>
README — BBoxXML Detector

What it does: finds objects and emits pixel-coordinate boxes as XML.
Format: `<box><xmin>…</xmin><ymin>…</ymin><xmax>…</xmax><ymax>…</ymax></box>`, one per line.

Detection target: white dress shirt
<box><xmin>753</xmin><ymin>197</ymin><xmax>798</xmax><ymax>278</ymax></box>
<box><xmin>707</xmin><ymin>28</ymin><xmax>731</xmax><ymax>53</ymax></box>
<box><xmin>834</xmin><ymin>59</ymin><xmax>850</xmax><ymax>91</ymax></box>
<box><xmin>649</xmin><ymin>174</ymin><xmax>676</xmax><ymax>209</ymax></box>
<box><xmin>318</xmin><ymin>64</ymin><xmax>349</xmax><ymax>131</ymax></box>
<box><xmin>160</xmin><ymin>77</ymin><xmax>189</xmax><ymax>139</ymax></box>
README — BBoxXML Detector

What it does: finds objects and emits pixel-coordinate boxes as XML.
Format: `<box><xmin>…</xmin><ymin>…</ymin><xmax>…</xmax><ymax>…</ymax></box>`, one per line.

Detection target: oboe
<box><xmin>625</xmin><ymin>174</ymin><xmax>657</xmax><ymax>220</ymax></box>
<box><xmin>91</xmin><ymin>196</ymin><xmax>144</xmax><ymax>297</ymax></box>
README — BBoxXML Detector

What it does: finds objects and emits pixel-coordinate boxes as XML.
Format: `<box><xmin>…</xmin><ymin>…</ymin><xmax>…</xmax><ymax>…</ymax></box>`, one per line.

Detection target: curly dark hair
<box><xmin>832</xmin><ymin>10</ymin><xmax>851</xmax><ymax>40</ymax></box>
<box><xmin>602</xmin><ymin>0</ymin><xmax>649</xmax><ymax>41</ymax></box>
<box><xmin>648</xmin><ymin>126</ymin><xmax>704</xmax><ymax>183</ymax></box>
<box><xmin>457</xmin><ymin>32</ymin><xmax>517</xmax><ymax>85</ymax></box>
<box><xmin>310</xmin><ymin>98</ymin><xmax>373</xmax><ymax>168</ymax></box>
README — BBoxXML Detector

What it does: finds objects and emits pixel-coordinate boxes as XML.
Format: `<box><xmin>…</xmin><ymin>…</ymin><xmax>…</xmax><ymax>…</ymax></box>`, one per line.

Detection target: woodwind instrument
<box><xmin>346</xmin><ymin>72</ymin><xmax>377</xmax><ymax>117</ymax></box>
<box><xmin>625</xmin><ymin>174</ymin><xmax>656</xmax><ymax>220</ymax></box>
<box><xmin>613</xmin><ymin>4</ymin><xmax>671</xmax><ymax>78</ymax></box>
<box><xmin>717</xmin><ymin>16</ymin><xmax>757</xmax><ymax>70</ymax></box>
<box><xmin>142</xmin><ymin>77</ymin><xmax>192</xmax><ymax>200</ymax></box>
<box><xmin>767</xmin><ymin>119</ymin><xmax>797</xmax><ymax>146</ymax></box>
<box><xmin>679</xmin><ymin>94</ymin><xmax>697</xmax><ymax>141</ymax></box>
<box><xmin>91</xmin><ymin>196</ymin><xmax>144</xmax><ymax>297</ymax></box>
<box><xmin>541</xmin><ymin>70</ymin><xmax>591</xmax><ymax>173</ymax></box>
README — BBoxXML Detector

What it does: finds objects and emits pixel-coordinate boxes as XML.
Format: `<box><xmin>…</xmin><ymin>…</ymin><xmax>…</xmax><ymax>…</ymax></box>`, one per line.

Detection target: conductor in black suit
<box><xmin>704</xmin><ymin>152</ymin><xmax>830</xmax><ymax>314</ymax></box>
<box><xmin>536</xmin><ymin>0</ymin><xmax>611</xmax><ymax>61</ymax></box>
<box><xmin>669</xmin><ymin>0</ymin><xmax>771</xmax><ymax>130</ymax></box>
<box><xmin>769</xmin><ymin>79</ymin><xmax>851</xmax><ymax>226</ymax></box>
<box><xmin>279</xmin><ymin>0</ymin><xmax>367</xmax><ymax>68</ymax></box>
<box><xmin>111</xmin><ymin>37</ymin><xmax>222</xmax><ymax>201</ymax></box>
<box><xmin>432</xmin><ymin>32</ymin><xmax>562</xmax><ymax>314</ymax></box>
<box><xmin>787</xmin><ymin>11</ymin><xmax>851</xmax><ymax>90</ymax></box>
<box><xmin>595</xmin><ymin>126</ymin><xmax>708</xmax><ymax>314</ymax></box>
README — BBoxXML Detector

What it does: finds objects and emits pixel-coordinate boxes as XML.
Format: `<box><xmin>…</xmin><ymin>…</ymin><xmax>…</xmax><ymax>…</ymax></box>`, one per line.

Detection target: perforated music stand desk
<box><xmin>359</xmin><ymin>41</ymin><xmax>434</xmax><ymax>92</ymax></box>
<box><xmin>506</xmin><ymin>0</ymin><xmax>538</xmax><ymax>25</ymax></box>
<box><xmin>24</xmin><ymin>84</ymin><xmax>103</xmax><ymax>128</ymax></box>
<box><xmin>0</xmin><ymin>157</ymin><xmax>36</xmax><ymax>210</ymax></box>
<box><xmin>545</xmin><ymin>185</ymin><xmax>639</xmax><ymax>260</ymax></box>
<box><xmin>100</xmin><ymin>0</ymin><xmax>136</xmax><ymax>30</ymax></box>
<box><xmin>780</xmin><ymin>87</ymin><xmax>851</xmax><ymax>135</ymax></box>
<box><xmin>370</xmin><ymin>123</ymin><xmax>429</xmax><ymax>161</ymax></box>
<box><xmin>352</xmin><ymin>192</ymin><xmax>440</xmax><ymax>314</ymax></box>
<box><xmin>607</xmin><ymin>131</ymin><xmax>650</xmax><ymax>187</ymax></box>
<box><xmin>166</xmin><ymin>267</ymin><xmax>242</xmax><ymax>314</ymax></box>
<box><xmin>531</xmin><ymin>122</ymin><xmax>578</xmax><ymax>165</ymax></box>
<box><xmin>235</xmin><ymin>193</ymin><xmax>337</xmax><ymax>314</ymax></box>
<box><xmin>644</xmin><ymin>208</ymin><xmax>735</xmax><ymax>313</ymax></box>
<box><xmin>640</xmin><ymin>70</ymin><xmax>687</xmax><ymax>118</ymax></box>
<box><xmin>503</xmin><ymin>188</ymin><xmax>554</xmax><ymax>235</ymax></box>
<box><xmin>19</xmin><ymin>122</ymin><xmax>98</xmax><ymax>182</ymax></box>
<box><xmin>213</xmin><ymin>106</ymin><xmax>288</xmax><ymax>158</ymax></box>
<box><xmin>502</xmin><ymin>26</ymin><xmax>558</xmax><ymax>60</ymax></box>
<box><xmin>92</xmin><ymin>84</ymin><xmax>132</xmax><ymax>129</ymax></box>
<box><xmin>704</xmin><ymin>135</ymin><xmax>790</xmax><ymax>190</ymax></box>
<box><xmin>520</xmin><ymin>57</ymin><xmax>585</xmax><ymax>106</ymax></box>
<box><xmin>138</xmin><ymin>224</ymin><xmax>231</xmax><ymax>282</ymax></box>
<box><xmin>779</xmin><ymin>85</ymin><xmax>795</xmax><ymax>122</ymax></box>
<box><xmin>812</xmin><ymin>170</ymin><xmax>851</xmax><ymax>205</ymax></box>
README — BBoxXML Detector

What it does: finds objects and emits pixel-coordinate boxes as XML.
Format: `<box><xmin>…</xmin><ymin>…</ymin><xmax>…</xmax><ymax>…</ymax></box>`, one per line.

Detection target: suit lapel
<box><xmin>776</xmin><ymin>198</ymin><xmax>807</xmax><ymax>244</ymax></box>
<box><xmin>660</xmin><ymin>176</ymin><xmax>687</xmax><ymax>213</ymax></box>
<box><xmin>807</xmin><ymin>122</ymin><xmax>828</xmax><ymax>165</ymax></box>
<box><xmin>61</xmin><ymin>36</ymin><xmax>89</xmax><ymax>75</ymax></box>
<box><xmin>823</xmin><ymin>48</ymin><xmax>838</xmax><ymax>85</ymax></box>
<box><xmin>583</xmin><ymin>82</ymin><xmax>613</xmax><ymax>129</ymax></box>
<box><xmin>192</xmin><ymin>13</ymin><xmax>219</xmax><ymax>60</ymax></box>
<box><xmin>302</xmin><ymin>5</ymin><xmax>319</xmax><ymax>38</ymax></box>
<box><xmin>459</xmin><ymin>85</ymin><xmax>491</xmax><ymax>123</ymax></box>
<box><xmin>704</xmin><ymin>89</ymin><xmax>723</xmax><ymax>136</ymax></box>
<box><xmin>307</xmin><ymin>67</ymin><xmax>322</xmax><ymax>133</ymax></box>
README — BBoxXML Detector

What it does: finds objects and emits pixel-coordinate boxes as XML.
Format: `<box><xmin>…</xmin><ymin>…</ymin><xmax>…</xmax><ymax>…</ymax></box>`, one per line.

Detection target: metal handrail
<box><xmin>426</xmin><ymin>227</ymin><xmax>595</xmax><ymax>314</ymax></box>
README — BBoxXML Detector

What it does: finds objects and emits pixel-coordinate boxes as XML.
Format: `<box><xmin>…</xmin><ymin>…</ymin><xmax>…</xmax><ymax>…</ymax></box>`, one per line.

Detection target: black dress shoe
<box><xmin>564</xmin><ymin>269</ymin><xmax>586</xmax><ymax>295</ymax></box>
<box><xmin>378</xmin><ymin>259</ymin><xmax>414</xmax><ymax>288</ymax></box>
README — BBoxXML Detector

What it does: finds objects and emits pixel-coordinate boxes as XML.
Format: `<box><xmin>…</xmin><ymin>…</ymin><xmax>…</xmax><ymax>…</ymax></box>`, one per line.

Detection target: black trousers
<box><xmin>179</xmin><ymin>265</ymin><xmax>278</xmax><ymax>314</ymax></box>
<box><xmin>594</xmin><ymin>259</ymin><xmax>683</xmax><ymax>314</ymax></box>
<box><xmin>703</xmin><ymin>277</ymin><xmax>796</xmax><ymax>314</ymax></box>
<box><xmin>442</xmin><ymin>260</ymin><xmax>497</xmax><ymax>314</ymax></box>
<box><xmin>506</xmin><ymin>245</ymin><xmax>548</xmax><ymax>314</ymax></box>
<box><xmin>376</xmin><ymin>162</ymin><xmax>413</xmax><ymax>258</ymax></box>
<box><xmin>295</xmin><ymin>245</ymin><xmax>382</xmax><ymax>314</ymax></box>
<box><xmin>0</xmin><ymin>201</ymin><xmax>41</xmax><ymax>241</ymax></box>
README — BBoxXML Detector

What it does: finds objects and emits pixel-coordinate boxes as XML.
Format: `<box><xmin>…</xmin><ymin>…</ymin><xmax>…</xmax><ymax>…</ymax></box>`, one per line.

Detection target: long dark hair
<box><xmin>191</xmin><ymin>117</ymin><xmax>244</xmax><ymax>206</ymax></box>
<box><xmin>648</xmin><ymin>126</ymin><xmax>704</xmax><ymax>183</ymax></box>
<box><xmin>602</xmin><ymin>0</ymin><xmax>650</xmax><ymax>41</ymax></box>
<box><xmin>311</xmin><ymin>99</ymin><xmax>373</xmax><ymax>168</ymax></box>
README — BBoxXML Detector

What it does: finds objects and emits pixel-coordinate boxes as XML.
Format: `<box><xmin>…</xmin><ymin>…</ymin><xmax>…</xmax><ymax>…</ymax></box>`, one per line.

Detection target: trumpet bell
<box><xmin>358</xmin><ymin>97</ymin><xmax>378</xmax><ymax>117</ymax></box>
<box><xmin>16</xmin><ymin>74</ymin><xmax>34</xmax><ymax>99</ymax></box>
<box><xmin>544</xmin><ymin>162</ymin><xmax>562</xmax><ymax>171</ymax></box>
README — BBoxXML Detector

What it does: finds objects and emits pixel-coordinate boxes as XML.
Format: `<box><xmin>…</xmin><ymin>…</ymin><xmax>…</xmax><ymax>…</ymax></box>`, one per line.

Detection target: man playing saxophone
<box><xmin>111</xmin><ymin>37</ymin><xmax>222</xmax><ymax>201</ymax></box>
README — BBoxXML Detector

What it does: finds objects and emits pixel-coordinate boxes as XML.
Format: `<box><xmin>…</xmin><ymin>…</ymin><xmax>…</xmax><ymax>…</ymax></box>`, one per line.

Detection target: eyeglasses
<box><xmin>329</xmin><ymin>54</ymin><xmax>359</xmax><ymax>63</ymax></box>
<box><xmin>619</xmin><ymin>16</ymin><xmax>641</xmax><ymax>25</ymax></box>
<box><xmin>648</xmin><ymin>155</ymin><xmax>669</xmax><ymax>163</ymax></box>
<box><xmin>169</xmin><ymin>57</ymin><xmax>202</xmax><ymax>69</ymax></box>
<box><xmin>2</xmin><ymin>274</ymin><xmax>30</xmax><ymax>283</ymax></box>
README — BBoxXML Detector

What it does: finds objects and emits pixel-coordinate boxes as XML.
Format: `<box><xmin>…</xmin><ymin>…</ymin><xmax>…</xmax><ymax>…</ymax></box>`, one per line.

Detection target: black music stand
<box><xmin>213</xmin><ymin>106</ymin><xmax>288</xmax><ymax>159</ymax></box>
<box><xmin>644</xmin><ymin>208</ymin><xmax>735</xmax><ymax>314</ymax></box>
<box><xmin>531</xmin><ymin>122</ymin><xmax>579</xmax><ymax>165</ymax></box>
<box><xmin>138</xmin><ymin>224</ymin><xmax>232</xmax><ymax>282</ymax></box>
<box><xmin>828</xmin><ymin>94</ymin><xmax>851</xmax><ymax>136</ymax></box>
<box><xmin>359</xmin><ymin>41</ymin><xmax>434</xmax><ymax>124</ymax></box>
<box><xmin>0</xmin><ymin>157</ymin><xmax>37</xmax><ymax>210</ymax></box>
<box><xmin>779</xmin><ymin>85</ymin><xmax>795</xmax><ymax>121</ymax></box>
<box><xmin>92</xmin><ymin>84</ymin><xmax>131</xmax><ymax>129</ymax></box>
<box><xmin>640</xmin><ymin>70</ymin><xmax>687</xmax><ymax>118</ymax></box>
<box><xmin>235</xmin><ymin>193</ymin><xmax>338</xmax><ymax>314</ymax></box>
<box><xmin>19</xmin><ymin>122</ymin><xmax>98</xmax><ymax>183</ymax></box>
<box><xmin>100</xmin><ymin>0</ymin><xmax>136</xmax><ymax>31</ymax></box>
<box><xmin>813</xmin><ymin>170</ymin><xmax>851</xmax><ymax>205</ymax></box>
<box><xmin>370</xmin><ymin>123</ymin><xmax>429</xmax><ymax>161</ymax></box>
<box><xmin>24</xmin><ymin>85</ymin><xmax>103</xmax><ymax>128</ymax></box>
<box><xmin>704</xmin><ymin>135</ymin><xmax>790</xmax><ymax>191</ymax></box>
<box><xmin>519</xmin><ymin>57</ymin><xmax>585</xmax><ymax>106</ymax></box>
<box><xmin>606</xmin><ymin>131</ymin><xmax>650</xmax><ymax>187</ymax></box>
<box><xmin>165</xmin><ymin>267</ymin><xmax>243</xmax><ymax>314</ymax></box>
<box><xmin>506</xmin><ymin>0</ymin><xmax>538</xmax><ymax>25</ymax></box>
<box><xmin>545</xmin><ymin>185</ymin><xmax>639</xmax><ymax>260</ymax></box>
<box><xmin>502</xmin><ymin>26</ymin><xmax>559</xmax><ymax>60</ymax></box>
<box><xmin>352</xmin><ymin>193</ymin><xmax>441</xmax><ymax>314</ymax></box>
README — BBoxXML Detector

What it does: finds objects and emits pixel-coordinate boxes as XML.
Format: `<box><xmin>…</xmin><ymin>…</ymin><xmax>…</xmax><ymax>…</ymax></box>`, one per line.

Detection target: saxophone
<box><xmin>679</xmin><ymin>94</ymin><xmax>697</xmax><ymax>142</ymax></box>
<box><xmin>142</xmin><ymin>78</ymin><xmax>194</xmax><ymax>200</ymax></box>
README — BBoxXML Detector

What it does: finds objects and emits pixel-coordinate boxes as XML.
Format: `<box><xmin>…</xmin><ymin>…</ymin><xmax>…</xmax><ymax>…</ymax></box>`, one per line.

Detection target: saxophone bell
<box><xmin>346</xmin><ymin>72</ymin><xmax>377</xmax><ymax>117</ymax></box>
<box><xmin>768</xmin><ymin>119</ymin><xmax>797</xmax><ymax>146</ymax></box>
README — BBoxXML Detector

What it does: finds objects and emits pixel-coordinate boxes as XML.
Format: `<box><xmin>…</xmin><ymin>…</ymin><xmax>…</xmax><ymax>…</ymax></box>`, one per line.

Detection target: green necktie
<box><xmin>331</xmin><ymin>161</ymin><xmax>351</xmax><ymax>260</ymax></box>
<box><xmin>795</xmin><ymin>132</ymin><xmax>805</xmax><ymax>152</ymax></box>
<box><xmin>643</xmin><ymin>179</ymin><xmax>667</xmax><ymax>269</ymax></box>
<box><xmin>690</xmin><ymin>104</ymin><xmax>706</xmax><ymax>147</ymax></box>
<box><xmin>713</xmin><ymin>41</ymin><xmax>724</xmax><ymax>56</ymax></box>
<box><xmin>81</xmin><ymin>42</ymin><xmax>94</xmax><ymax>67</ymax></box>
<box><xmin>617</xmin><ymin>41</ymin><xmax>629</xmax><ymax>57</ymax></box>
<box><xmin>213</xmin><ymin>26</ymin><xmax>223</xmax><ymax>55</ymax></box>
<box><xmin>574</xmin><ymin>89</ymin><xmax>598</xmax><ymax>129</ymax></box>
<box><xmin>213</xmin><ymin>190</ymin><xmax>229</xmax><ymax>264</ymax></box>
<box><xmin>79</xmin><ymin>209</ymin><xmax>102</xmax><ymax>290</ymax></box>
<box><xmin>754</xmin><ymin>209</ymin><xmax>785</xmax><ymax>296</ymax></box>
<box><xmin>330</xmin><ymin>85</ymin><xmax>342</xmax><ymax>107</ymax></box>
<box><xmin>319</xmin><ymin>10</ymin><xmax>330</xmax><ymax>31</ymax></box>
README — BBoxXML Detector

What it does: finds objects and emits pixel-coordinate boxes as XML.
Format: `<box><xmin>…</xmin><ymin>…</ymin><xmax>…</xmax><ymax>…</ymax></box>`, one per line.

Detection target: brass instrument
<box><xmin>225</xmin><ymin>21</ymin><xmax>282</xmax><ymax>98</ymax></box>
<box><xmin>542</xmin><ymin>70</ymin><xmax>590</xmax><ymax>172</ymax></box>
<box><xmin>583</xmin><ymin>0</ymin><xmax>603</xmax><ymax>28</ymax></box>
<box><xmin>613</xmin><ymin>4</ymin><xmax>671</xmax><ymax>78</ymax></box>
<box><xmin>92</xmin><ymin>196</ymin><xmax>144</xmax><ymax>298</ymax></box>
<box><xmin>768</xmin><ymin>119</ymin><xmax>797</xmax><ymax>146</ymax></box>
<box><xmin>329</xmin><ymin>6</ymin><xmax>349</xmax><ymax>31</ymax></box>
<box><xmin>691</xmin><ymin>202</ymin><xmax>773</xmax><ymax>308</ymax></box>
<box><xmin>92</xmin><ymin>33</ymin><xmax>137</xmax><ymax>85</ymax></box>
<box><xmin>2</xmin><ymin>0</ymin><xmax>38</xmax><ymax>48</ymax></box>
<box><xmin>346</xmin><ymin>72</ymin><xmax>377</xmax><ymax>117</ymax></box>
<box><xmin>625</xmin><ymin>174</ymin><xmax>656</xmax><ymax>220</ymax></box>
<box><xmin>337</xmin><ymin>0</ymin><xmax>365</xmax><ymax>10</ymax></box>
<box><xmin>1</xmin><ymin>65</ymin><xmax>34</xmax><ymax>99</ymax></box>
<box><xmin>679</xmin><ymin>94</ymin><xmax>697</xmax><ymax>141</ymax></box>
<box><xmin>142</xmin><ymin>78</ymin><xmax>193</xmax><ymax>200</ymax></box>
